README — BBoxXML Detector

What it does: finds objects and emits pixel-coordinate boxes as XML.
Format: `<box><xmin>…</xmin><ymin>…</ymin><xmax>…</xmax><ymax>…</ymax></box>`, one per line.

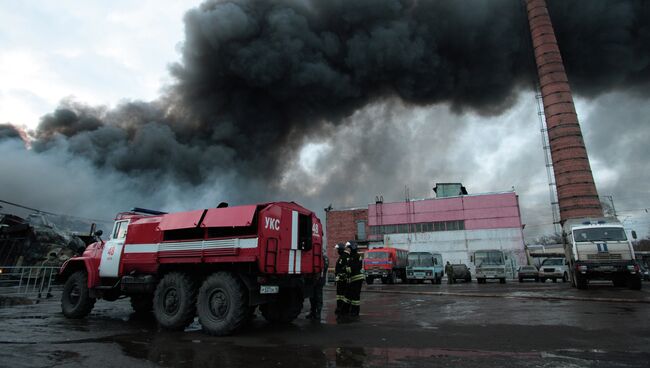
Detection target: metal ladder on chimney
<box><xmin>535</xmin><ymin>84</ymin><xmax>561</xmax><ymax>233</ymax></box>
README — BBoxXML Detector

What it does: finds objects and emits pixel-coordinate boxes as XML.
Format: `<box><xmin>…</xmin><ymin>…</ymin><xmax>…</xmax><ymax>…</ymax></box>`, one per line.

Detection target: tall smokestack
<box><xmin>526</xmin><ymin>0</ymin><xmax>603</xmax><ymax>222</ymax></box>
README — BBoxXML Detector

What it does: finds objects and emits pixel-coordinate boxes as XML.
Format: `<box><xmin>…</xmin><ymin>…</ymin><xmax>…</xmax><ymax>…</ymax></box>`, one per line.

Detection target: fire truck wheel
<box><xmin>260</xmin><ymin>289</ymin><xmax>303</xmax><ymax>324</ymax></box>
<box><xmin>61</xmin><ymin>271</ymin><xmax>96</xmax><ymax>319</ymax></box>
<box><xmin>131</xmin><ymin>294</ymin><xmax>154</xmax><ymax>314</ymax></box>
<box><xmin>153</xmin><ymin>272</ymin><xmax>197</xmax><ymax>330</ymax></box>
<box><xmin>197</xmin><ymin>272</ymin><xmax>248</xmax><ymax>336</ymax></box>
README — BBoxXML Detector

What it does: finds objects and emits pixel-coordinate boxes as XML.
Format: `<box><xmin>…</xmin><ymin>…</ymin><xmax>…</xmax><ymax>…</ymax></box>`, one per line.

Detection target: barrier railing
<box><xmin>0</xmin><ymin>266</ymin><xmax>60</xmax><ymax>300</ymax></box>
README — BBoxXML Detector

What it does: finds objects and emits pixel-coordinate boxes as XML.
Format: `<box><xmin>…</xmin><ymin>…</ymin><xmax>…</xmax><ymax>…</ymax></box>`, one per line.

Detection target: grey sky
<box><xmin>0</xmin><ymin>0</ymin><xmax>648</xmax><ymax>241</ymax></box>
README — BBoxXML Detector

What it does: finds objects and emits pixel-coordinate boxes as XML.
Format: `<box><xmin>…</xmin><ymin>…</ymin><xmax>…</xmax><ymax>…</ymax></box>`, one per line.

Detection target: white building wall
<box><xmin>381</xmin><ymin>228</ymin><xmax>526</xmax><ymax>278</ymax></box>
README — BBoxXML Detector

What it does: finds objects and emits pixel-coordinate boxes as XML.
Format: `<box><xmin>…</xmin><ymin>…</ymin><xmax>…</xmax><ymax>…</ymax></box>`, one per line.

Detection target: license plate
<box><xmin>596</xmin><ymin>266</ymin><xmax>615</xmax><ymax>272</ymax></box>
<box><xmin>415</xmin><ymin>272</ymin><xmax>424</xmax><ymax>277</ymax></box>
<box><xmin>260</xmin><ymin>285</ymin><xmax>279</xmax><ymax>294</ymax></box>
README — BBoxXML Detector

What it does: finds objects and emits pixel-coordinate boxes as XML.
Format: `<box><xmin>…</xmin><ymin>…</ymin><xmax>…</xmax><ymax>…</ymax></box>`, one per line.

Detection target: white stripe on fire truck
<box><xmin>291</xmin><ymin>211</ymin><xmax>298</xmax><ymax>250</ymax></box>
<box><xmin>289</xmin><ymin>210</ymin><xmax>299</xmax><ymax>274</ymax></box>
<box><xmin>295</xmin><ymin>250</ymin><xmax>301</xmax><ymax>274</ymax></box>
<box><xmin>123</xmin><ymin>238</ymin><xmax>259</xmax><ymax>254</ymax></box>
<box><xmin>288</xmin><ymin>250</ymin><xmax>295</xmax><ymax>274</ymax></box>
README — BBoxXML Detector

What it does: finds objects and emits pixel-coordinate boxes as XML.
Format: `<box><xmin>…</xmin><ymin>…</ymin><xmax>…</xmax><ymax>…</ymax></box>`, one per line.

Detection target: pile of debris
<box><xmin>0</xmin><ymin>212</ymin><xmax>98</xmax><ymax>268</ymax></box>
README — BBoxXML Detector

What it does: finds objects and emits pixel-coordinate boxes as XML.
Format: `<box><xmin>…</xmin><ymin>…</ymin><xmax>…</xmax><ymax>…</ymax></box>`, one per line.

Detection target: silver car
<box><xmin>538</xmin><ymin>258</ymin><xmax>569</xmax><ymax>283</ymax></box>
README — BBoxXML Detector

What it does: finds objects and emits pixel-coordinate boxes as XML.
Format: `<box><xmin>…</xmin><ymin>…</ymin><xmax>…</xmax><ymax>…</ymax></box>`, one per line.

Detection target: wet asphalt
<box><xmin>0</xmin><ymin>280</ymin><xmax>649</xmax><ymax>368</ymax></box>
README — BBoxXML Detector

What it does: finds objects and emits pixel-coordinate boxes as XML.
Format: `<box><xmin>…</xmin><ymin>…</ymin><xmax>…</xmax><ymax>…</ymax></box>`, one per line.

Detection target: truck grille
<box><xmin>587</xmin><ymin>253</ymin><xmax>622</xmax><ymax>261</ymax></box>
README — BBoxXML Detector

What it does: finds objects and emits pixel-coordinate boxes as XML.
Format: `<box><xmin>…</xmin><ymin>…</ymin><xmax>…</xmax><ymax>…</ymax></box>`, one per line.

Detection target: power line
<box><xmin>0</xmin><ymin>199</ymin><xmax>112</xmax><ymax>224</ymax></box>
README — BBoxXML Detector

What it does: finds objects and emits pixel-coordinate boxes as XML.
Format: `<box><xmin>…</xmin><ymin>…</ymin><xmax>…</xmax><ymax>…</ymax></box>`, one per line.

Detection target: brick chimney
<box><xmin>526</xmin><ymin>0</ymin><xmax>603</xmax><ymax>221</ymax></box>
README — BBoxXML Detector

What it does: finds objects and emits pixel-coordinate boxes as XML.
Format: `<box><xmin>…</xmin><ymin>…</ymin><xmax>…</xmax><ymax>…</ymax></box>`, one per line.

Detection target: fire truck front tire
<box><xmin>197</xmin><ymin>272</ymin><xmax>248</xmax><ymax>336</ymax></box>
<box><xmin>61</xmin><ymin>271</ymin><xmax>96</xmax><ymax>318</ymax></box>
<box><xmin>153</xmin><ymin>272</ymin><xmax>197</xmax><ymax>331</ymax></box>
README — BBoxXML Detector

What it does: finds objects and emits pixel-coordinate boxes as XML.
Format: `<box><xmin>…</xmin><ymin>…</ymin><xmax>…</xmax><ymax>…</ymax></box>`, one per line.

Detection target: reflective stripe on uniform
<box><xmin>348</xmin><ymin>274</ymin><xmax>365</xmax><ymax>282</ymax></box>
<box><xmin>346</xmin><ymin>267</ymin><xmax>351</xmax><ymax>273</ymax></box>
<box><xmin>349</xmin><ymin>300</ymin><xmax>361</xmax><ymax>306</ymax></box>
<box><xmin>337</xmin><ymin>295</ymin><xmax>351</xmax><ymax>303</ymax></box>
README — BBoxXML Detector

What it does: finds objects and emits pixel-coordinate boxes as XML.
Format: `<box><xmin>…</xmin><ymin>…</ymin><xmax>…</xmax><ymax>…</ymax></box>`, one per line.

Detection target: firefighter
<box><xmin>307</xmin><ymin>253</ymin><xmax>329</xmax><ymax>320</ymax></box>
<box><xmin>39</xmin><ymin>251</ymin><xmax>59</xmax><ymax>298</ymax></box>
<box><xmin>344</xmin><ymin>241</ymin><xmax>364</xmax><ymax>318</ymax></box>
<box><xmin>445</xmin><ymin>261</ymin><xmax>455</xmax><ymax>284</ymax></box>
<box><xmin>334</xmin><ymin>243</ymin><xmax>349</xmax><ymax>315</ymax></box>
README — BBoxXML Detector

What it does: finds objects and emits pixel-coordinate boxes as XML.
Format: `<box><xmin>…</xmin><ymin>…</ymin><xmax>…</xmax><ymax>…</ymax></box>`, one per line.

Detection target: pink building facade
<box><xmin>326</xmin><ymin>189</ymin><xmax>527</xmax><ymax>277</ymax></box>
<box><xmin>369</xmin><ymin>192</ymin><xmax>523</xmax><ymax>235</ymax></box>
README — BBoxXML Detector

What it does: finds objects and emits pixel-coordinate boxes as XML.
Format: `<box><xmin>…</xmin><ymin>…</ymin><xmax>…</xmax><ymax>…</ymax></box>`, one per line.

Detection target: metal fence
<box><xmin>0</xmin><ymin>266</ymin><xmax>60</xmax><ymax>300</ymax></box>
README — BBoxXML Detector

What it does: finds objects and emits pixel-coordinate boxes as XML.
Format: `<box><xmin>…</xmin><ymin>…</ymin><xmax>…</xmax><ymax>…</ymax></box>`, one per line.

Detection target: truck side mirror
<box><xmin>632</xmin><ymin>230</ymin><xmax>637</xmax><ymax>240</ymax></box>
<box><xmin>470</xmin><ymin>255</ymin><xmax>474</xmax><ymax>263</ymax></box>
<box><xmin>94</xmin><ymin>230</ymin><xmax>103</xmax><ymax>237</ymax></box>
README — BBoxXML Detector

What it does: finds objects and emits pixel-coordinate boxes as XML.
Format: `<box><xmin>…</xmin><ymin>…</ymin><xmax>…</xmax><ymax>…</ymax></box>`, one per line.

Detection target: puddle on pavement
<box><xmin>113</xmin><ymin>333</ymin><xmax>547</xmax><ymax>368</ymax></box>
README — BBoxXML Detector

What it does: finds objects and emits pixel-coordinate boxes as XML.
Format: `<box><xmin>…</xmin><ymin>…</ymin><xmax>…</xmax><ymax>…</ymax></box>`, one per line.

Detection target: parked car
<box><xmin>639</xmin><ymin>264</ymin><xmax>650</xmax><ymax>281</ymax></box>
<box><xmin>517</xmin><ymin>265</ymin><xmax>539</xmax><ymax>282</ymax></box>
<box><xmin>451</xmin><ymin>264</ymin><xmax>472</xmax><ymax>282</ymax></box>
<box><xmin>538</xmin><ymin>258</ymin><xmax>569</xmax><ymax>283</ymax></box>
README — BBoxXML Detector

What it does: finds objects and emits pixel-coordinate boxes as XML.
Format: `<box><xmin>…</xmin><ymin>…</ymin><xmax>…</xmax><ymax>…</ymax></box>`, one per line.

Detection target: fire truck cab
<box><xmin>58</xmin><ymin>202</ymin><xmax>324</xmax><ymax>336</ymax></box>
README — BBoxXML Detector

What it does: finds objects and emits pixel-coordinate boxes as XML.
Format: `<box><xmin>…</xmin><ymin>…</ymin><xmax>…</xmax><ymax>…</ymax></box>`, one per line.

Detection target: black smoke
<box><xmin>2</xmin><ymin>0</ymin><xmax>650</xmax><ymax>222</ymax></box>
<box><xmin>28</xmin><ymin>1</ymin><xmax>649</xmax><ymax>182</ymax></box>
<box><xmin>0</xmin><ymin>124</ymin><xmax>23</xmax><ymax>142</ymax></box>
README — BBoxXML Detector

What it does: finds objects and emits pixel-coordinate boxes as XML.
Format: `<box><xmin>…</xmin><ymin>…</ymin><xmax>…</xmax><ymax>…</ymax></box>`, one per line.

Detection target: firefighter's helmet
<box><xmin>345</xmin><ymin>241</ymin><xmax>357</xmax><ymax>251</ymax></box>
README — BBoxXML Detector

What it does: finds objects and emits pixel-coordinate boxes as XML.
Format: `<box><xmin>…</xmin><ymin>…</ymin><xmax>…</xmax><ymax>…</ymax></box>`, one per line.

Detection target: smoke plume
<box><xmin>1</xmin><ymin>0</ymin><xmax>649</xmax><ymax>234</ymax></box>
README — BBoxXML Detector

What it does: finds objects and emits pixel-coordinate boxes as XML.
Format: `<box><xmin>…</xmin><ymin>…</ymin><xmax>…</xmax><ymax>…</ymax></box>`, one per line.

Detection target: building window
<box><xmin>368</xmin><ymin>220</ymin><xmax>464</xmax><ymax>235</ymax></box>
<box><xmin>356</xmin><ymin>220</ymin><xmax>367</xmax><ymax>240</ymax></box>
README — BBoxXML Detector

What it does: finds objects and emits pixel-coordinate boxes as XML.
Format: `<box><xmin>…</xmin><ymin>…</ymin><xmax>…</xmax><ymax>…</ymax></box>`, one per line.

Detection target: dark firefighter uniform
<box><xmin>445</xmin><ymin>262</ymin><xmax>455</xmax><ymax>284</ymax></box>
<box><xmin>344</xmin><ymin>242</ymin><xmax>364</xmax><ymax>317</ymax></box>
<box><xmin>334</xmin><ymin>243</ymin><xmax>349</xmax><ymax>315</ymax></box>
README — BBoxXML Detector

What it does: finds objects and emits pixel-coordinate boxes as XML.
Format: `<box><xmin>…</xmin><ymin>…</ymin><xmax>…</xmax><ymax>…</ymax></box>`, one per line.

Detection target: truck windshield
<box><xmin>541</xmin><ymin>258</ymin><xmax>564</xmax><ymax>266</ymax></box>
<box><xmin>408</xmin><ymin>254</ymin><xmax>433</xmax><ymax>267</ymax></box>
<box><xmin>366</xmin><ymin>252</ymin><xmax>389</xmax><ymax>259</ymax></box>
<box><xmin>475</xmin><ymin>251</ymin><xmax>503</xmax><ymax>266</ymax></box>
<box><xmin>573</xmin><ymin>227</ymin><xmax>627</xmax><ymax>242</ymax></box>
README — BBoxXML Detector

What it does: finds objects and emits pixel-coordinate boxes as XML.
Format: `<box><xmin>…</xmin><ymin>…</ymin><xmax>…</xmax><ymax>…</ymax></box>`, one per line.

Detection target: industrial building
<box><xmin>326</xmin><ymin>183</ymin><xmax>527</xmax><ymax>276</ymax></box>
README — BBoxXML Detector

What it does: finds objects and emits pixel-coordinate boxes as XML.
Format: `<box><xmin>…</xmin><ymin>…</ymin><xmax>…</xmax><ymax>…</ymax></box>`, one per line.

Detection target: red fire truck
<box><xmin>58</xmin><ymin>202</ymin><xmax>324</xmax><ymax>336</ymax></box>
<box><xmin>363</xmin><ymin>246</ymin><xmax>408</xmax><ymax>284</ymax></box>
